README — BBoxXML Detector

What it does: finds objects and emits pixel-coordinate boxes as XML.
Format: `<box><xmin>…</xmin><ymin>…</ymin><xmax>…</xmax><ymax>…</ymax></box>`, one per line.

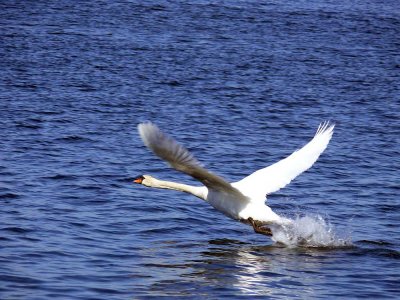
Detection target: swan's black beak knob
<box><xmin>133</xmin><ymin>175</ymin><xmax>144</xmax><ymax>184</ymax></box>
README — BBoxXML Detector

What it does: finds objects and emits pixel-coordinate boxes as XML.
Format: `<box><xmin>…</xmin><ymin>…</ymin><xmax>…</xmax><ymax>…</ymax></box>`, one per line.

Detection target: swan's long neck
<box><xmin>148</xmin><ymin>178</ymin><xmax>206</xmax><ymax>200</ymax></box>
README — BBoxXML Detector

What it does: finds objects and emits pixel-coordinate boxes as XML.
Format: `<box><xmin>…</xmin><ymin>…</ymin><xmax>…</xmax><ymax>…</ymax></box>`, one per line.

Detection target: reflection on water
<box><xmin>200</xmin><ymin>240</ymin><xmax>333</xmax><ymax>297</ymax></box>
<box><xmin>139</xmin><ymin>238</ymin><xmax>351</xmax><ymax>297</ymax></box>
<box><xmin>1</xmin><ymin>0</ymin><xmax>399</xmax><ymax>298</ymax></box>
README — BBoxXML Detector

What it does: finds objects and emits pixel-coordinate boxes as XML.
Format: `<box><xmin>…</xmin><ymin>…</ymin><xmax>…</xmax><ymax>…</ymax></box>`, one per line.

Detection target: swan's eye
<box><xmin>133</xmin><ymin>175</ymin><xmax>145</xmax><ymax>184</ymax></box>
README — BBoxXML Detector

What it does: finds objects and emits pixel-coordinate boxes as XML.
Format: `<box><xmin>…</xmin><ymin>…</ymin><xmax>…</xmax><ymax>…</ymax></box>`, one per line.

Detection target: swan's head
<box><xmin>133</xmin><ymin>174</ymin><xmax>156</xmax><ymax>187</ymax></box>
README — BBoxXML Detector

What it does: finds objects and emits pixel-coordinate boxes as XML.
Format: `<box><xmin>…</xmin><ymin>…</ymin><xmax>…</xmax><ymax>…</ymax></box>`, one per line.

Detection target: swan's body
<box><xmin>134</xmin><ymin>122</ymin><xmax>334</xmax><ymax>236</ymax></box>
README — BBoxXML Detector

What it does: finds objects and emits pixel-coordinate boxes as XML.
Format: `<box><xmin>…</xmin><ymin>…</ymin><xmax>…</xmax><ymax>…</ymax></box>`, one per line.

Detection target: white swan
<box><xmin>134</xmin><ymin>122</ymin><xmax>334</xmax><ymax>237</ymax></box>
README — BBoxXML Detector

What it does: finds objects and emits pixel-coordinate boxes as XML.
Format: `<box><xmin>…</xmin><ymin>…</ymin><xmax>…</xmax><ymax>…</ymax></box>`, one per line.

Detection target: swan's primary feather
<box><xmin>138</xmin><ymin>122</ymin><xmax>244</xmax><ymax>198</ymax></box>
<box><xmin>233</xmin><ymin>121</ymin><xmax>334</xmax><ymax>203</ymax></box>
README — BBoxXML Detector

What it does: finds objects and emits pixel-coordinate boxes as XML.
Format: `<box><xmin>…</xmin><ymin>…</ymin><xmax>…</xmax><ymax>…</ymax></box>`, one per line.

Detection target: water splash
<box><xmin>271</xmin><ymin>214</ymin><xmax>352</xmax><ymax>248</ymax></box>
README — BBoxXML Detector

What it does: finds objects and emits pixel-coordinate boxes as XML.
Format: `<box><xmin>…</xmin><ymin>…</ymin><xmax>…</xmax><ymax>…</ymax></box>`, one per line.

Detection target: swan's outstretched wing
<box><xmin>233</xmin><ymin>122</ymin><xmax>334</xmax><ymax>203</ymax></box>
<box><xmin>138</xmin><ymin>122</ymin><xmax>245</xmax><ymax>199</ymax></box>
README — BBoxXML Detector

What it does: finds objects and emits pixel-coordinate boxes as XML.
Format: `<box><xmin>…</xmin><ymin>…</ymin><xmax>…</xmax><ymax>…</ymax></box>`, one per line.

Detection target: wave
<box><xmin>271</xmin><ymin>214</ymin><xmax>352</xmax><ymax>248</ymax></box>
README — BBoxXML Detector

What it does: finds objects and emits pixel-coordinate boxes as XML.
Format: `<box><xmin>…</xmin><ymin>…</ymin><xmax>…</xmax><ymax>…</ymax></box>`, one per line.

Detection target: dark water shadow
<box><xmin>207</xmin><ymin>238</ymin><xmax>400</xmax><ymax>257</ymax></box>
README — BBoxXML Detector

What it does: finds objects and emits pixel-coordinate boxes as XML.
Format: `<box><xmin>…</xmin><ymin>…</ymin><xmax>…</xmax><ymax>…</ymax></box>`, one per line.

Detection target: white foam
<box><xmin>271</xmin><ymin>214</ymin><xmax>351</xmax><ymax>248</ymax></box>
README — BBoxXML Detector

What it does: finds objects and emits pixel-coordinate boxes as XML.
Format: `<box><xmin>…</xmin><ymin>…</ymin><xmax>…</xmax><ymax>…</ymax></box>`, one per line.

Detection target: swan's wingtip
<box><xmin>138</xmin><ymin>121</ymin><xmax>160</xmax><ymax>137</ymax></box>
<box><xmin>138</xmin><ymin>121</ymin><xmax>156</xmax><ymax>131</ymax></box>
<box><xmin>316</xmin><ymin>121</ymin><xmax>335</xmax><ymax>136</ymax></box>
<box><xmin>137</xmin><ymin>121</ymin><xmax>164</xmax><ymax>149</ymax></box>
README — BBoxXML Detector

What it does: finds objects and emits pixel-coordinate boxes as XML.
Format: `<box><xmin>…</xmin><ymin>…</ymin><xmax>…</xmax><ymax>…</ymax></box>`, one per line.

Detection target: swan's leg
<box><xmin>248</xmin><ymin>217</ymin><xmax>272</xmax><ymax>236</ymax></box>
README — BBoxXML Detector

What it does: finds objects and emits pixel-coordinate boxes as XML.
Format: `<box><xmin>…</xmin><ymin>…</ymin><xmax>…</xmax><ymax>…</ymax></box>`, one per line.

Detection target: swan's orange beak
<box><xmin>133</xmin><ymin>175</ymin><xmax>144</xmax><ymax>184</ymax></box>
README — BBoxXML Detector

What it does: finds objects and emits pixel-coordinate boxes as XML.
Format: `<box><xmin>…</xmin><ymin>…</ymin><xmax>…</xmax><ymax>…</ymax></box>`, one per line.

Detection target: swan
<box><xmin>133</xmin><ymin>121</ymin><xmax>334</xmax><ymax>237</ymax></box>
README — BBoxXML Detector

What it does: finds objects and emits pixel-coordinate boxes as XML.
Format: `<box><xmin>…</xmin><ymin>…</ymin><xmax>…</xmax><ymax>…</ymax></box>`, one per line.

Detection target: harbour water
<box><xmin>1</xmin><ymin>0</ymin><xmax>399</xmax><ymax>298</ymax></box>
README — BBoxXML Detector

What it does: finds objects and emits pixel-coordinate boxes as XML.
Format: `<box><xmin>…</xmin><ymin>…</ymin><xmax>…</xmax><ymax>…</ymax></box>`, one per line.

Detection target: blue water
<box><xmin>1</xmin><ymin>0</ymin><xmax>399</xmax><ymax>298</ymax></box>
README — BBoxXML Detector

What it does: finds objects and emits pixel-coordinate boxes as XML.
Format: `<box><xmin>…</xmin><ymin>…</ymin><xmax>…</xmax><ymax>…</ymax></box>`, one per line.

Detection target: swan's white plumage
<box><xmin>138</xmin><ymin>122</ymin><xmax>245</xmax><ymax>200</ymax></box>
<box><xmin>233</xmin><ymin>121</ymin><xmax>334</xmax><ymax>203</ymax></box>
<box><xmin>137</xmin><ymin>121</ymin><xmax>334</xmax><ymax>225</ymax></box>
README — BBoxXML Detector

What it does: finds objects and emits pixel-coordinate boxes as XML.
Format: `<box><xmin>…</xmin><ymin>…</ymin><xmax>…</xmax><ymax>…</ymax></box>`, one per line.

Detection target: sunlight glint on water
<box><xmin>0</xmin><ymin>0</ymin><xmax>399</xmax><ymax>298</ymax></box>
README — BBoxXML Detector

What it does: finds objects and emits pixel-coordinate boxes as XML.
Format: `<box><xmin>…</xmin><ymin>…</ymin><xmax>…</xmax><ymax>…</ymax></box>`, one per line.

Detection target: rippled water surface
<box><xmin>1</xmin><ymin>0</ymin><xmax>399</xmax><ymax>298</ymax></box>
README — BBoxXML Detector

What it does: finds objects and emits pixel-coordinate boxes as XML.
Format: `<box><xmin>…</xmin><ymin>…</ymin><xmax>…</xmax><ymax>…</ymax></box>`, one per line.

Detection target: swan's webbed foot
<box><xmin>248</xmin><ymin>217</ymin><xmax>273</xmax><ymax>236</ymax></box>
